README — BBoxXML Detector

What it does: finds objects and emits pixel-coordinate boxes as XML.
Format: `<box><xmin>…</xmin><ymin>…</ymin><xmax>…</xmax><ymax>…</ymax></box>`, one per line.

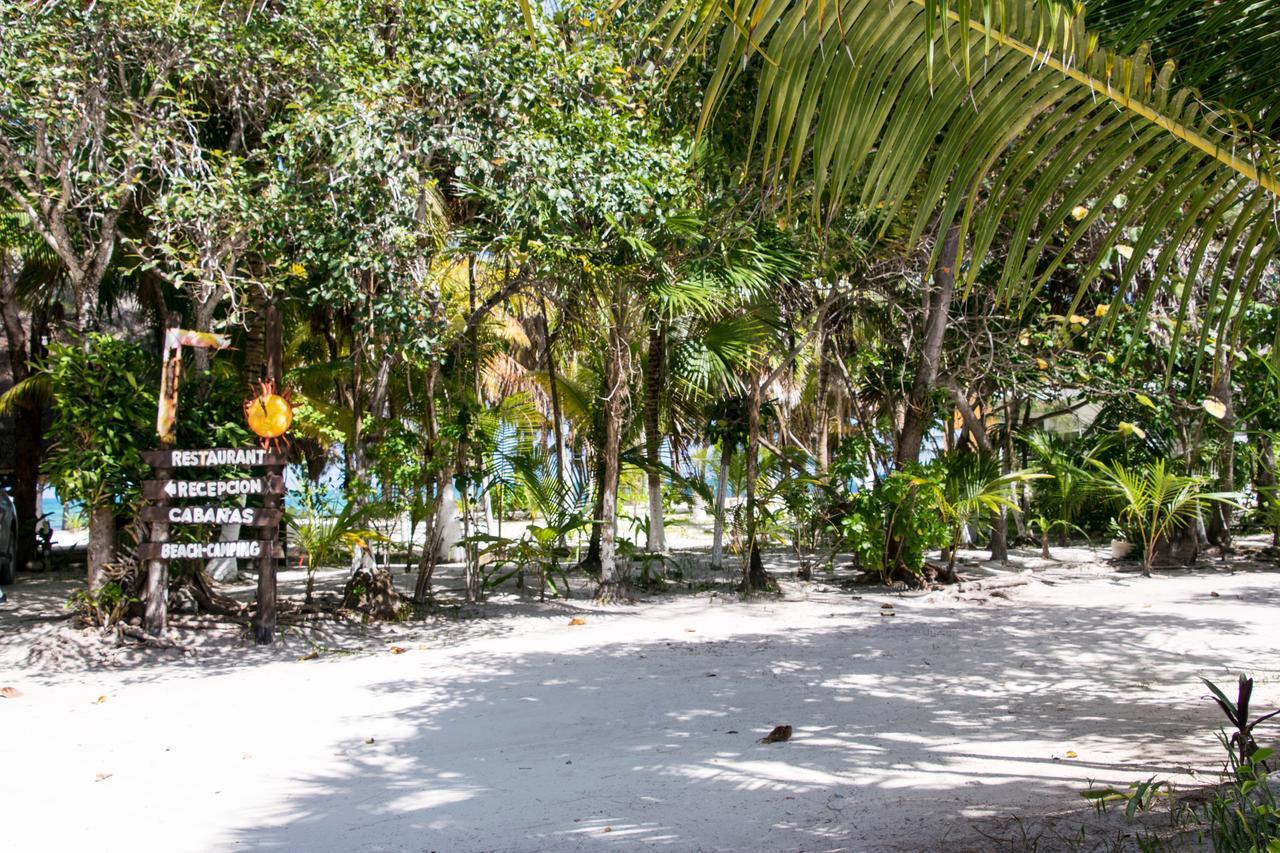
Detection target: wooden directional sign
<box><xmin>142</xmin><ymin>474</ymin><xmax>285</xmax><ymax>501</ymax></box>
<box><xmin>137</xmin><ymin>540</ymin><xmax>284</xmax><ymax>561</ymax></box>
<box><xmin>143</xmin><ymin>448</ymin><xmax>288</xmax><ymax>468</ymax></box>
<box><xmin>138</xmin><ymin>506</ymin><xmax>281</xmax><ymax>527</ymax></box>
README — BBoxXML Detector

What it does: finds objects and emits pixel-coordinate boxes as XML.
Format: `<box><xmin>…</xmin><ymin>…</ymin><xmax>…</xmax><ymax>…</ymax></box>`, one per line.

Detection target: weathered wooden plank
<box><xmin>144</xmin><ymin>462</ymin><xmax>172</xmax><ymax>636</ymax></box>
<box><xmin>255</xmin><ymin>461</ymin><xmax>285</xmax><ymax>645</ymax></box>
<box><xmin>137</xmin><ymin>540</ymin><xmax>284</xmax><ymax>561</ymax></box>
<box><xmin>142</xmin><ymin>474</ymin><xmax>285</xmax><ymax>501</ymax></box>
<box><xmin>138</xmin><ymin>506</ymin><xmax>282</xmax><ymax>526</ymax></box>
<box><xmin>142</xmin><ymin>448</ymin><xmax>289</xmax><ymax>468</ymax></box>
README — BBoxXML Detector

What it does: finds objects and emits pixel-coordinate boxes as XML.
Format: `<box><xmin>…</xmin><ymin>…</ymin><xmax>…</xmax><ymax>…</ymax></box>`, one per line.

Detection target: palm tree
<box><xmin>665</xmin><ymin>0</ymin><xmax>1279</xmax><ymax>464</ymax></box>
<box><xmin>1090</xmin><ymin>459</ymin><xmax>1239</xmax><ymax>576</ymax></box>
<box><xmin>669</xmin><ymin>0</ymin><xmax>1276</xmax><ymax>295</ymax></box>
<box><xmin>1023</xmin><ymin>430</ymin><xmax>1106</xmax><ymax>558</ymax></box>
<box><xmin>935</xmin><ymin>451</ymin><xmax>1043</xmax><ymax>582</ymax></box>
<box><xmin>0</xmin><ymin>205</ymin><xmax>63</xmax><ymax>572</ymax></box>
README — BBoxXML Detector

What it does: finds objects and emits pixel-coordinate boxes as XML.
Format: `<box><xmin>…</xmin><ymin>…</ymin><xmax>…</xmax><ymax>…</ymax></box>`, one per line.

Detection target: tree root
<box><xmin>593</xmin><ymin>578</ymin><xmax>631</xmax><ymax>604</ymax></box>
<box><xmin>342</xmin><ymin>567</ymin><xmax>405</xmax><ymax>620</ymax></box>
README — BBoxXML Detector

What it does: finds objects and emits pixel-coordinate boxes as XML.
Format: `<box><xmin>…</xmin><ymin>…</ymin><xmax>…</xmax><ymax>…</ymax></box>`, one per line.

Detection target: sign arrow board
<box><xmin>142</xmin><ymin>474</ymin><xmax>285</xmax><ymax>502</ymax></box>
<box><xmin>138</xmin><ymin>506</ymin><xmax>281</xmax><ymax>527</ymax></box>
<box><xmin>137</xmin><ymin>541</ymin><xmax>285</xmax><ymax>561</ymax></box>
<box><xmin>143</xmin><ymin>448</ymin><xmax>289</xmax><ymax>468</ymax></box>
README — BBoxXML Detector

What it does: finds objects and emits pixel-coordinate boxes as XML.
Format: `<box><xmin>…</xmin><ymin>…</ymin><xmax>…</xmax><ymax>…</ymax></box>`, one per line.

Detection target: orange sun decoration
<box><xmin>245</xmin><ymin>380</ymin><xmax>293</xmax><ymax>451</ymax></box>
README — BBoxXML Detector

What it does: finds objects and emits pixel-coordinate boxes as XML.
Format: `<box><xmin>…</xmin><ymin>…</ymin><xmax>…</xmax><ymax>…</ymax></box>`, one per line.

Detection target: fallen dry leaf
<box><xmin>389</xmin><ymin>646</ymin><xmax>409</xmax><ymax>654</ymax></box>
<box><xmin>602</xmin><ymin>827</ymin><xmax>612</xmax><ymax>834</ymax></box>
<box><xmin>880</xmin><ymin>603</ymin><xmax>894</xmax><ymax>609</ymax></box>
<box><xmin>568</xmin><ymin>617</ymin><xmax>587</xmax><ymax>626</ymax></box>
<box><xmin>416</xmin><ymin>644</ymin><xmax>430</xmax><ymax>650</ymax></box>
<box><xmin>94</xmin><ymin>773</ymin><xmax>112</xmax><ymax>782</ymax></box>
<box><xmin>759</xmin><ymin>724</ymin><xmax>793</xmax><ymax>744</ymax></box>
<box><xmin>1211</xmin><ymin>592</ymin><xmax>1220</xmax><ymax>598</ymax></box>
<box><xmin>297</xmin><ymin>651</ymin><xmax>318</xmax><ymax>661</ymax></box>
<box><xmin>95</xmin><ymin>695</ymin><xmax>107</xmax><ymax>704</ymax></box>
<box><xmin>0</xmin><ymin>686</ymin><xmax>23</xmax><ymax>699</ymax></box>
<box><xmin>1065</xmin><ymin>750</ymin><xmax>1078</xmax><ymax>759</ymax></box>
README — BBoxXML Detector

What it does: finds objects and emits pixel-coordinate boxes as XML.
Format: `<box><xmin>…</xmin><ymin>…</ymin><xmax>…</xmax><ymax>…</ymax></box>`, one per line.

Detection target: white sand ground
<box><xmin>1</xmin><ymin>545</ymin><xmax>1278</xmax><ymax>852</ymax></box>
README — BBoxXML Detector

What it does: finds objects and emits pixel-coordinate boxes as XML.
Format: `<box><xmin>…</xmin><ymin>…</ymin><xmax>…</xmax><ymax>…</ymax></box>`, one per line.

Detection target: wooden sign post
<box><xmin>141</xmin><ymin>448</ymin><xmax>287</xmax><ymax>639</ymax></box>
<box><xmin>143</xmin><ymin>326</ymin><xmax>233</xmax><ymax>637</ymax></box>
<box><xmin>255</xmin><ymin>459</ymin><xmax>284</xmax><ymax>644</ymax></box>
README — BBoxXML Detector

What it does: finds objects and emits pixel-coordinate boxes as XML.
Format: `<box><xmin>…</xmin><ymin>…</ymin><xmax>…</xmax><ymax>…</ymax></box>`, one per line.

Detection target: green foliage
<box><xmin>176</xmin><ymin>368</ymin><xmax>253</xmax><ymax>450</ymax></box>
<box><xmin>934</xmin><ymin>451</ymin><xmax>1042</xmax><ymax>575</ymax></box>
<box><xmin>669</xmin><ymin>0</ymin><xmax>1279</xmax><ymax>358</ymax></box>
<box><xmin>67</xmin><ymin>581</ymin><xmax>136</xmax><ymax>627</ymax></box>
<box><xmin>41</xmin><ymin>335</ymin><xmax>155</xmax><ymax>511</ymax></box>
<box><xmin>289</xmin><ymin>493</ymin><xmax>384</xmax><ymax>602</ymax></box>
<box><xmin>1200</xmin><ymin>740</ymin><xmax>1280</xmax><ymax>852</ymax></box>
<box><xmin>1090</xmin><ymin>459</ymin><xmax>1241</xmax><ymax>575</ymax></box>
<box><xmin>840</xmin><ymin>466</ymin><xmax>949</xmax><ymax>580</ymax></box>
<box><xmin>1194</xmin><ymin>677</ymin><xmax>1280</xmax><ymax>851</ymax></box>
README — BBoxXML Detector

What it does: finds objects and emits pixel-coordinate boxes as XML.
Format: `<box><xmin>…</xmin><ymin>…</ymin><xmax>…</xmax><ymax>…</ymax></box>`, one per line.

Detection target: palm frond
<box><xmin>0</xmin><ymin>373</ymin><xmax>51</xmax><ymax>415</ymax></box>
<box><xmin>666</xmin><ymin>0</ymin><xmax>1279</xmax><ymax>352</ymax></box>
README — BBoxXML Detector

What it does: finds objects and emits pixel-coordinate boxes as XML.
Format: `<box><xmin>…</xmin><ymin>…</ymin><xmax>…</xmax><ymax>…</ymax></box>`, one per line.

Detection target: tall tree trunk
<box><xmin>188</xmin><ymin>286</ymin><xmax>242</xmax><ymax>583</ymax></box>
<box><xmin>814</xmin><ymin>320</ymin><xmax>830</xmax><ymax>473</ymax></box>
<box><xmin>595</xmin><ymin>297</ymin><xmax>627</xmax><ymax>601</ymax></box>
<box><xmin>711</xmin><ymin>450</ymin><xmax>729</xmax><ymax>569</ymax></box>
<box><xmin>86</xmin><ymin>503</ymin><xmax>115</xmax><ymax>592</ymax></box>
<box><xmin>244</xmin><ymin>288</ymin><xmax>283</xmax><ymax>388</ymax></box>
<box><xmin>948</xmin><ymin>383</ymin><xmax>1006</xmax><ymax>569</ymax></box>
<box><xmin>189</xmin><ymin>286</ymin><xmax>227</xmax><ymax>375</ymax></box>
<box><xmin>1206</xmin><ymin>361</ymin><xmax>1234</xmax><ymax>547</ymax></box>
<box><xmin>413</xmin><ymin>366</ymin><xmax>446</xmax><ymax>604</ymax></box>
<box><xmin>1252</xmin><ymin>432</ymin><xmax>1277</xmax><ymax>546</ymax></box>
<box><xmin>542</xmin><ymin>296</ymin><xmax>567</xmax><ymax>490</ymax></box>
<box><xmin>742</xmin><ymin>378</ymin><xmax>773</xmax><ymax>592</ymax></box>
<box><xmin>895</xmin><ymin>224</ymin><xmax>960</xmax><ymax>468</ymax></box>
<box><xmin>644</xmin><ymin>322</ymin><xmax>666</xmax><ymax>552</ymax></box>
<box><xmin>581</xmin><ymin>364</ymin><xmax>611</xmax><ymax>573</ymax></box>
<box><xmin>987</xmin><ymin>396</ymin><xmax>1015</xmax><ymax>563</ymax></box>
<box><xmin>0</xmin><ymin>258</ymin><xmax>46</xmax><ymax>571</ymax></box>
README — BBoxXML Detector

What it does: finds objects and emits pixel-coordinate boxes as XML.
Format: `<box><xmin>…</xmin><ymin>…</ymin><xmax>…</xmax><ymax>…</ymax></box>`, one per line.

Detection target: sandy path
<box><xmin>2</xmin><ymin>559</ymin><xmax>1277</xmax><ymax>852</ymax></box>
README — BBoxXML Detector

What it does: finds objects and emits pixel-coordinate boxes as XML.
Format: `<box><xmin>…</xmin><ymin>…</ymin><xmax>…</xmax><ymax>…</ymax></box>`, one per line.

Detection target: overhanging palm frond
<box><xmin>665</xmin><ymin>0</ymin><xmax>1279</xmax><ymax>350</ymax></box>
<box><xmin>528</xmin><ymin>364</ymin><xmax>600</xmax><ymax>433</ymax></box>
<box><xmin>1086</xmin><ymin>0</ymin><xmax>1280</xmax><ymax>136</ymax></box>
<box><xmin>669</xmin><ymin>314</ymin><xmax>767</xmax><ymax>395</ymax></box>
<box><xmin>0</xmin><ymin>373</ymin><xmax>51</xmax><ymax>415</ymax></box>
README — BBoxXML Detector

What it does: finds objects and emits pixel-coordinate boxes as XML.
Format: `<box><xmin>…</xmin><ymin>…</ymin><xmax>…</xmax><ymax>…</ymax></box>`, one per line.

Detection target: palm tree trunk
<box><xmin>1252</xmin><ymin>432</ymin><xmax>1277</xmax><ymax>546</ymax></box>
<box><xmin>895</xmin><ymin>224</ymin><xmax>960</xmax><ymax>468</ymax></box>
<box><xmin>988</xmin><ymin>396</ymin><xmax>1016</xmax><ymax>563</ymax></box>
<box><xmin>711</xmin><ymin>450</ymin><xmax>729</xmax><ymax>568</ymax></box>
<box><xmin>413</xmin><ymin>365</ymin><xmax>447</xmax><ymax>604</ymax></box>
<box><xmin>0</xmin><ymin>260</ymin><xmax>46</xmax><ymax>571</ymax></box>
<box><xmin>595</xmin><ymin>299</ymin><xmax>627</xmax><ymax>601</ymax></box>
<box><xmin>644</xmin><ymin>322</ymin><xmax>666</xmax><ymax>552</ymax></box>
<box><xmin>542</xmin><ymin>296</ymin><xmax>568</xmax><ymax>490</ymax></box>
<box><xmin>581</xmin><ymin>447</ymin><xmax>606</xmax><ymax>572</ymax></box>
<box><xmin>86</xmin><ymin>503</ymin><xmax>115</xmax><ymax>592</ymax></box>
<box><xmin>1206</xmin><ymin>361</ymin><xmax>1234</xmax><ymax>547</ymax></box>
<box><xmin>412</xmin><ymin>464</ymin><xmax>454</xmax><ymax>604</ymax></box>
<box><xmin>742</xmin><ymin>378</ymin><xmax>773</xmax><ymax>592</ymax></box>
<box><xmin>814</xmin><ymin>320</ymin><xmax>830</xmax><ymax>473</ymax></box>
